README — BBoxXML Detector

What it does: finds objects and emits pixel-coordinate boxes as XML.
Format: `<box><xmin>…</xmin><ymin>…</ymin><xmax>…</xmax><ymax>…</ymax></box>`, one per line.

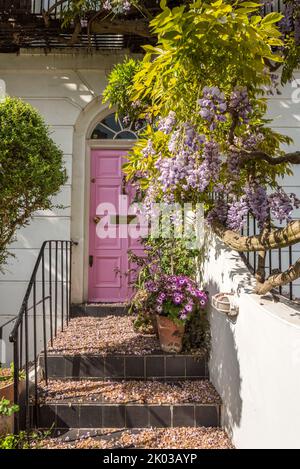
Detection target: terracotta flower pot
<box><xmin>0</xmin><ymin>415</ymin><xmax>13</xmax><ymax>436</ymax></box>
<box><xmin>0</xmin><ymin>381</ymin><xmax>14</xmax><ymax>403</ymax></box>
<box><xmin>0</xmin><ymin>378</ymin><xmax>25</xmax><ymax>405</ymax></box>
<box><xmin>156</xmin><ymin>315</ymin><xmax>185</xmax><ymax>353</ymax></box>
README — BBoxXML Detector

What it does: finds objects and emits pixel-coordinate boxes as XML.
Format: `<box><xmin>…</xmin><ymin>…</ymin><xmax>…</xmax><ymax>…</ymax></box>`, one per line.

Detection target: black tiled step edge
<box><xmin>34</xmin><ymin>403</ymin><xmax>221</xmax><ymax>429</ymax></box>
<box><xmin>71</xmin><ymin>304</ymin><xmax>128</xmax><ymax>318</ymax></box>
<box><xmin>39</xmin><ymin>354</ymin><xmax>208</xmax><ymax>380</ymax></box>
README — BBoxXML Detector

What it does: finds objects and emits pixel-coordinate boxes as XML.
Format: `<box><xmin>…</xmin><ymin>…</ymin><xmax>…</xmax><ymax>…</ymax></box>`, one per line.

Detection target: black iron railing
<box><xmin>261</xmin><ymin>0</ymin><xmax>284</xmax><ymax>15</ymax></box>
<box><xmin>31</xmin><ymin>0</ymin><xmax>70</xmax><ymax>17</ymax></box>
<box><xmin>210</xmin><ymin>190</ymin><xmax>299</xmax><ymax>302</ymax></box>
<box><xmin>0</xmin><ymin>0</ymin><xmax>68</xmax><ymax>18</ymax></box>
<box><xmin>0</xmin><ymin>1</ymin><xmax>287</xmax><ymax>51</ymax></box>
<box><xmin>240</xmin><ymin>214</ymin><xmax>299</xmax><ymax>301</ymax></box>
<box><xmin>30</xmin><ymin>0</ymin><xmax>287</xmax><ymax>18</ymax></box>
<box><xmin>9</xmin><ymin>240</ymin><xmax>75</xmax><ymax>433</ymax></box>
<box><xmin>0</xmin><ymin>0</ymin><xmax>286</xmax><ymax>20</ymax></box>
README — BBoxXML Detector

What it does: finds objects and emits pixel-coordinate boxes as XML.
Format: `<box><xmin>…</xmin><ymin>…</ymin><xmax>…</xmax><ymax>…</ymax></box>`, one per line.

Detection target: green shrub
<box><xmin>0</xmin><ymin>398</ymin><xmax>19</xmax><ymax>417</ymax></box>
<box><xmin>103</xmin><ymin>58</ymin><xmax>143</xmax><ymax>119</ymax></box>
<box><xmin>0</xmin><ymin>97</ymin><xmax>67</xmax><ymax>267</ymax></box>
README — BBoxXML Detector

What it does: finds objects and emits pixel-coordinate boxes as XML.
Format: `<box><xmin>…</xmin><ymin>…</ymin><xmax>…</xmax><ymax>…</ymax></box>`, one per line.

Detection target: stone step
<box><xmin>46</xmin><ymin>315</ymin><xmax>208</xmax><ymax>361</ymax></box>
<box><xmin>40</xmin><ymin>354</ymin><xmax>208</xmax><ymax>380</ymax></box>
<box><xmin>35</xmin><ymin>427</ymin><xmax>234</xmax><ymax>449</ymax></box>
<box><xmin>35</xmin><ymin>379</ymin><xmax>221</xmax><ymax>429</ymax></box>
<box><xmin>71</xmin><ymin>304</ymin><xmax>128</xmax><ymax>318</ymax></box>
<box><xmin>36</xmin><ymin>402</ymin><xmax>221</xmax><ymax>430</ymax></box>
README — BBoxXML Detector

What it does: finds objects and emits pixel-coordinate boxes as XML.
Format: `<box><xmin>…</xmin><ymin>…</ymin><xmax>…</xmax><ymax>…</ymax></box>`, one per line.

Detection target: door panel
<box><xmin>88</xmin><ymin>149</ymin><xmax>144</xmax><ymax>303</ymax></box>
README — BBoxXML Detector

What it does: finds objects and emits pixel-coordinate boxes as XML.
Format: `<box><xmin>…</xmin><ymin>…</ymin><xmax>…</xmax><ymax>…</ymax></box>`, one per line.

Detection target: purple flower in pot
<box><xmin>173</xmin><ymin>294</ymin><xmax>183</xmax><ymax>305</ymax></box>
<box><xmin>184</xmin><ymin>303</ymin><xmax>194</xmax><ymax>313</ymax></box>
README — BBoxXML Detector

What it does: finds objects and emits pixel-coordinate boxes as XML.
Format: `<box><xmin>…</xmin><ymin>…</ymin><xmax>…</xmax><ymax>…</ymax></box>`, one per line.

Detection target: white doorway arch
<box><xmin>71</xmin><ymin>98</ymin><xmax>137</xmax><ymax>304</ymax></box>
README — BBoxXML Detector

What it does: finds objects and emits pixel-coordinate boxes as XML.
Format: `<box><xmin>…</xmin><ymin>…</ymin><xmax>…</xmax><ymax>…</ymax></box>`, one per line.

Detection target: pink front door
<box><xmin>88</xmin><ymin>149</ymin><xmax>144</xmax><ymax>303</ymax></box>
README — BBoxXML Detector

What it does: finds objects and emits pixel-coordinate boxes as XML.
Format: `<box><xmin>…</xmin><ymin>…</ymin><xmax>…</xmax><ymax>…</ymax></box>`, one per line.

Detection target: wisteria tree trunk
<box><xmin>212</xmin><ymin>219</ymin><xmax>300</xmax><ymax>295</ymax></box>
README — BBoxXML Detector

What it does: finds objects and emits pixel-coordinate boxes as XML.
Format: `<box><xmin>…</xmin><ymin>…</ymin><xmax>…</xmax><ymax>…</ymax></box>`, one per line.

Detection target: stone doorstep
<box><xmin>70</xmin><ymin>304</ymin><xmax>128</xmax><ymax>318</ymax></box>
<box><xmin>39</xmin><ymin>354</ymin><xmax>209</xmax><ymax>380</ymax></box>
<box><xmin>34</xmin><ymin>402</ymin><xmax>221</xmax><ymax>429</ymax></box>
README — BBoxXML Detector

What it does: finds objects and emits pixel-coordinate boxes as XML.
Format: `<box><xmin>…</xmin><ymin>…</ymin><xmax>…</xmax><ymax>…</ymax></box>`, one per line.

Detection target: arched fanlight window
<box><xmin>90</xmin><ymin>112</ymin><xmax>145</xmax><ymax>140</ymax></box>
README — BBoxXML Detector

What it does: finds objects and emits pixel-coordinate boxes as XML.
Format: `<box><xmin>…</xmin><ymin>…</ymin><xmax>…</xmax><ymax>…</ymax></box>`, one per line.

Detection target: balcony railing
<box><xmin>0</xmin><ymin>1</ymin><xmax>286</xmax><ymax>19</ymax></box>
<box><xmin>0</xmin><ymin>1</ymin><xmax>287</xmax><ymax>51</ymax></box>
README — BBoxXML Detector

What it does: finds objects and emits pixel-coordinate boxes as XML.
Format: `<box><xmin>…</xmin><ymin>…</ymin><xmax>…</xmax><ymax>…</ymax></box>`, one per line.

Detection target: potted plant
<box><xmin>0</xmin><ymin>398</ymin><xmax>19</xmax><ymax>436</ymax></box>
<box><xmin>145</xmin><ymin>275</ymin><xmax>208</xmax><ymax>353</ymax></box>
<box><xmin>0</xmin><ymin>364</ymin><xmax>25</xmax><ymax>403</ymax></box>
<box><xmin>128</xmin><ymin>237</ymin><xmax>201</xmax><ymax>337</ymax></box>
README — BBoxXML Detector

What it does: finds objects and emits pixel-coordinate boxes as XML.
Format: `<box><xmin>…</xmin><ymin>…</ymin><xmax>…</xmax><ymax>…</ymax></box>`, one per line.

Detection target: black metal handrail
<box><xmin>9</xmin><ymin>240</ymin><xmax>76</xmax><ymax>433</ymax></box>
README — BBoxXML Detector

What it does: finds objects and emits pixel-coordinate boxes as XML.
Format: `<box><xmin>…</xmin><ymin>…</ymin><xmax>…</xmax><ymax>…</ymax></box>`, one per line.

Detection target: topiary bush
<box><xmin>0</xmin><ymin>97</ymin><xmax>67</xmax><ymax>268</ymax></box>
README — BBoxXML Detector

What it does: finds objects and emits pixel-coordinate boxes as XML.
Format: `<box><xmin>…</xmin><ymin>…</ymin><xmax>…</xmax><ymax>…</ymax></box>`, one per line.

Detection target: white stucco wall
<box><xmin>0</xmin><ymin>50</ymin><xmax>133</xmax><ymax>322</ymax></box>
<box><xmin>203</xmin><ymin>234</ymin><xmax>300</xmax><ymax>449</ymax></box>
<box><xmin>0</xmin><ymin>50</ymin><xmax>141</xmax><ymax>361</ymax></box>
<box><xmin>265</xmin><ymin>77</ymin><xmax>300</xmax><ymax>297</ymax></box>
<box><xmin>0</xmin><ymin>52</ymin><xmax>299</xmax><ymax>363</ymax></box>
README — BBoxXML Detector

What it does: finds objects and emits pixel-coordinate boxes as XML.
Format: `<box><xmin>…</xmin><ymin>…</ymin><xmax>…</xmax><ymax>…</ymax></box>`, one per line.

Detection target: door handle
<box><xmin>89</xmin><ymin>255</ymin><xmax>93</xmax><ymax>267</ymax></box>
<box><xmin>93</xmin><ymin>216</ymin><xmax>102</xmax><ymax>224</ymax></box>
<box><xmin>122</xmin><ymin>175</ymin><xmax>127</xmax><ymax>195</ymax></box>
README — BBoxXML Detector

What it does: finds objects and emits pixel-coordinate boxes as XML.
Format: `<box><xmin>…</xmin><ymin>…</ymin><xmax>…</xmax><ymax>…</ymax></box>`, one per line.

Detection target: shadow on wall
<box><xmin>199</xmin><ymin>230</ymin><xmax>254</xmax><ymax>296</ymax></box>
<box><xmin>198</xmin><ymin>231</ymin><xmax>248</xmax><ymax>438</ymax></box>
<box><xmin>208</xmin><ymin>295</ymin><xmax>242</xmax><ymax>439</ymax></box>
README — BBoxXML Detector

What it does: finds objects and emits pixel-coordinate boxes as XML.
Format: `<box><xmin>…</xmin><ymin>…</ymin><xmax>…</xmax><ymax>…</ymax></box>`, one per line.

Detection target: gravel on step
<box><xmin>38</xmin><ymin>379</ymin><xmax>221</xmax><ymax>404</ymax></box>
<box><xmin>48</xmin><ymin>316</ymin><xmax>159</xmax><ymax>356</ymax></box>
<box><xmin>48</xmin><ymin>316</ymin><xmax>206</xmax><ymax>356</ymax></box>
<box><xmin>34</xmin><ymin>427</ymin><xmax>233</xmax><ymax>449</ymax></box>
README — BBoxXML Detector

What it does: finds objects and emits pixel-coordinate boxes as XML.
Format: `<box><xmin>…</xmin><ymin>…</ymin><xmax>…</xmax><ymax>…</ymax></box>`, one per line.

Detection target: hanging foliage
<box><xmin>104</xmin><ymin>0</ymin><xmax>300</xmax><ymax>295</ymax></box>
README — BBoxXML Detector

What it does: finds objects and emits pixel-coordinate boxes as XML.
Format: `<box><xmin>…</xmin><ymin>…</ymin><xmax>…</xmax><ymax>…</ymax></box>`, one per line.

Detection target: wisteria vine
<box><xmin>139</xmin><ymin>85</ymin><xmax>300</xmax><ymax>231</ymax></box>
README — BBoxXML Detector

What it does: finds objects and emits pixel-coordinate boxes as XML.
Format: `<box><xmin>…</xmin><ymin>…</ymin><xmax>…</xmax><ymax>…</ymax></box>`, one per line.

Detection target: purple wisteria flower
<box><xmin>227</xmin><ymin>151</ymin><xmax>241</xmax><ymax>178</ymax></box>
<box><xmin>243</xmin><ymin>132</ymin><xmax>265</xmax><ymax>150</ymax></box>
<box><xmin>198</xmin><ymin>86</ymin><xmax>227</xmax><ymax>129</ymax></box>
<box><xmin>157</xmin><ymin>111</ymin><xmax>176</xmax><ymax>134</ymax></box>
<box><xmin>245</xmin><ymin>182</ymin><xmax>269</xmax><ymax>228</ymax></box>
<box><xmin>154</xmin><ymin>123</ymin><xmax>220</xmax><ymax>198</ymax></box>
<box><xmin>229</xmin><ymin>86</ymin><xmax>252</xmax><ymax>122</ymax></box>
<box><xmin>142</xmin><ymin>139</ymin><xmax>156</xmax><ymax>159</ymax></box>
<box><xmin>198</xmin><ymin>140</ymin><xmax>221</xmax><ymax>192</ymax></box>
<box><xmin>206</xmin><ymin>198</ymin><xmax>228</xmax><ymax>226</ymax></box>
<box><xmin>269</xmin><ymin>189</ymin><xmax>300</xmax><ymax>223</ymax></box>
<box><xmin>103</xmin><ymin>0</ymin><xmax>132</xmax><ymax>14</ymax></box>
<box><xmin>227</xmin><ymin>197</ymin><xmax>249</xmax><ymax>231</ymax></box>
<box><xmin>123</xmin><ymin>115</ymin><xmax>131</xmax><ymax>126</ymax></box>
